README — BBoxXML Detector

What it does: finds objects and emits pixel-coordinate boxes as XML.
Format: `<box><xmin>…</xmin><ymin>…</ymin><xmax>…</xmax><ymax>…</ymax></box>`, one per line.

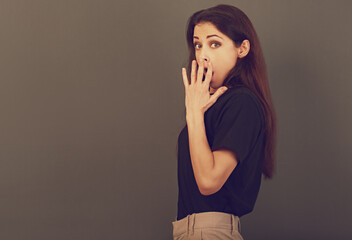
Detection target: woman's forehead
<box><xmin>193</xmin><ymin>22</ymin><xmax>227</xmax><ymax>40</ymax></box>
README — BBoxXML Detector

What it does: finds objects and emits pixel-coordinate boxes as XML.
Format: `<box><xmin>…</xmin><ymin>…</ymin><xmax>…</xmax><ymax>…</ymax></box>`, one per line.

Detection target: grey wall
<box><xmin>1</xmin><ymin>0</ymin><xmax>351</xmax><ymax>239</ymax></box>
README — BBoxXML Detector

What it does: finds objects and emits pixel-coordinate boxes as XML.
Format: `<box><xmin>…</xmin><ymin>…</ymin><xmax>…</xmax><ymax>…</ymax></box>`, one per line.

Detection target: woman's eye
<box><xmin>211</xmin><ymin>42</ymin><xmax>220</xmax><ymax>48</ymax></box>
<box><xmin>194</xmin><ymin>43</ymin><xmax>201</xmax><ymax>49</ymax></box>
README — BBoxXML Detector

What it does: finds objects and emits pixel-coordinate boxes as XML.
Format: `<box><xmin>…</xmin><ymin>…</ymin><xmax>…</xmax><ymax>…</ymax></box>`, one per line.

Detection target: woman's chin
<box><xmin>209</xmin><ymin>80</ymin><xmax>218</xmax><ymax>88</ymax></box>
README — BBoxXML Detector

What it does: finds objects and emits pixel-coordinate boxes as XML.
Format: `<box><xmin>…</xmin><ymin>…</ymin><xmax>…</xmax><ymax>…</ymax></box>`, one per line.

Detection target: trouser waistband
<box><xmin>172</xmin><ymin>212</ymin><xmax>241</xmax><ymax>237</ymax></box>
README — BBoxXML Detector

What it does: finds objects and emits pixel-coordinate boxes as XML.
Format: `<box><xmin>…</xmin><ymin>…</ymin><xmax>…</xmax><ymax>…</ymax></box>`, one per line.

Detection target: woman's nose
<box><xmin>199</xmin><ymin>48</ymin><xmax>209</xmax><ymax>62</ymax></box>
<box><xmin>201</xmin><ymin>55</ymin><xmax>209</xmax><ymax>68</ymax></box>
<box><xmin>199</xmin><ymin>54</ymin><xmax>209</xmax><ymax>65</ymax></box>
<box><xmin>200</xmin><ymin>53</ymin><xmax>209</xmax><ymax>62</ymax></box>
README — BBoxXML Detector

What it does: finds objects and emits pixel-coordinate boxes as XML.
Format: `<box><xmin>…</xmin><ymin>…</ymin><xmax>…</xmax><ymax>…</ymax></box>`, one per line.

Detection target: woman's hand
<box><xmin>182</xmin><ymin>59</ymin><xmax>228</xmax><ymax>120</ymax></box>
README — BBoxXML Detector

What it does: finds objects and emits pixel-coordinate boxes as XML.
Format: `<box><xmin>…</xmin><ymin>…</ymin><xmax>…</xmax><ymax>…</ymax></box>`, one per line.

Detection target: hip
<box><xmin>172</xmin><ymin>211</ymin><xmax>244</xmax><ymax>240</ymax></box>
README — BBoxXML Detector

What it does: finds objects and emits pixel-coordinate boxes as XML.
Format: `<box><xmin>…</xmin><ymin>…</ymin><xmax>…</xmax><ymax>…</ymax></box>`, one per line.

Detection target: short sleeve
<box><xmin>210</xmin><ymin>92</ymin><xmax>263</xmax><ymax>163</ymax></box>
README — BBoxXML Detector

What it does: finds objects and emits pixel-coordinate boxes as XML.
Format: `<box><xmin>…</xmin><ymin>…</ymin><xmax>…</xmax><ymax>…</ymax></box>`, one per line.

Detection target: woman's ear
<box><xmin>238</xmin><ymin>40</ymin><xmax>250</xmax><ymax>58</ymax></box>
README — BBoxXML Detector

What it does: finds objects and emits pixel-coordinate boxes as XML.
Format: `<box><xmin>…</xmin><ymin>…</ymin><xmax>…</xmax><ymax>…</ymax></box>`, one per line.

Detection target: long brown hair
<box><xmin>186</xmin><ymin>4</ymin><xmax>277</xmax><ymax>178</ymax></box>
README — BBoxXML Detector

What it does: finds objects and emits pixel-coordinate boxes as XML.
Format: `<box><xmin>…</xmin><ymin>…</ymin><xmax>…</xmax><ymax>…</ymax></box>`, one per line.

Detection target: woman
<box><xmin>173</xmin><ymin>4</ymin><xmax>277</xmax><ymax>240</ymax></box>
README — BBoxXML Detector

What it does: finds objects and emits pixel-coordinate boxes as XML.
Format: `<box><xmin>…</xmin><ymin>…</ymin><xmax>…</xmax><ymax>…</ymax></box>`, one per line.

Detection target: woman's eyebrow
<box><xmin>206</xmin><ymin>34</ymin><xmax>223</xmax><ymax>39</ymax></box>
<box><xmin>193</xmin><ymin>34</ymin><xmax>223</xmax><ymax>39</ymax></box>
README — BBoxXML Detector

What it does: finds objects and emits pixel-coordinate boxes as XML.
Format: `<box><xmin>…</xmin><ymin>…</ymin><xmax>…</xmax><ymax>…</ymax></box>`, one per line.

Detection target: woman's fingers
<box><xmin>204</xmin><ymin>61</ymin><xmax>213</xmax><ymax>87</ymax></box>
<box><xmin>205</xmin><ymin>86</ymin><xmax>228</xmax><ymax>110</ymax></box>
<box><xmin>191</xmin><ymin>60</ymin><xmax>197</xmax><ymax>84</ymax></box>
<box><xmin>183</xmin><ymin>59</ymin><xmax>210</xmax><ymax>87</ymax></box>
<box><xmin>182</xmin><ymin>68</ymin><xmax>189</xmax><ymax>90</ymax></box>
<box><xmin>196</xmin><ymin>60</ymin><xmax>204</xmax><ymax>85</ymax></box>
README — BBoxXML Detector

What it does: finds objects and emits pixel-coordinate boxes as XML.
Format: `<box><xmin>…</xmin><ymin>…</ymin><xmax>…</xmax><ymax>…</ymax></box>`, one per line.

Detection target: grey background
<box><xmin>1</xmin><ymin>0</ymin><xmax>351</xmax><ymax>239</ymax></box>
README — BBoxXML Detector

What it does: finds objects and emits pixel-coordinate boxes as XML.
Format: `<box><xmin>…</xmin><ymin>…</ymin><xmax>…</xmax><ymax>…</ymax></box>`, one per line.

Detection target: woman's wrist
<box><xmin>186</xmin><ymin>111</ymin><xmax>204</xmax><ymax>127</ymax></box>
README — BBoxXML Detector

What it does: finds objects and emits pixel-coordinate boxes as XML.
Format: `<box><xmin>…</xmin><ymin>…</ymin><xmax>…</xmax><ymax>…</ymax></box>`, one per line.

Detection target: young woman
<box><xmin>173</xmin><ymin>4</ymin><xmax>277</xmax><ymax>240</ymax></box>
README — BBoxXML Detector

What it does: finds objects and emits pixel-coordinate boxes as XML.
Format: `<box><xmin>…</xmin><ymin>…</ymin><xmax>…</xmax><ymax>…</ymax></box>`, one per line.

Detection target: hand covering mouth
<box><xmin>204</xmin><ymin>67</ymin><xmax>214</xmax><ymax>75</ymax></box>
<box><xmin>202</xmin><ymin>67</ymin><xmax>214</xmax><ymax>81</ymax></box>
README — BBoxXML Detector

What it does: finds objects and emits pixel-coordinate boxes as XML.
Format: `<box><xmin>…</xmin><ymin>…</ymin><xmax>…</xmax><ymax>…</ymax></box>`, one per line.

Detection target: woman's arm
<box><xmin>187</xmin><ymin>113</ymin><xmax>238</xmax><ymax>196</ymax></box>
<box><xmin>182</xmin><ymin>59</ymin><xmax>237</xmax><ymax>196</ymax></box>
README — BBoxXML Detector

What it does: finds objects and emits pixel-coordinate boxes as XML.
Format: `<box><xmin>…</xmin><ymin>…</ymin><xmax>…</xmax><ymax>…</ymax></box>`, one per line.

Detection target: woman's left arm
<box><xmin>187</xmin><ymin>113</ymin><xmax>238</xmax><ymax>196</ymax></box>
<box><xmin>182</xmin><ymin>60</ymin><xmax>237</xmax><ymax>196</ymax></box>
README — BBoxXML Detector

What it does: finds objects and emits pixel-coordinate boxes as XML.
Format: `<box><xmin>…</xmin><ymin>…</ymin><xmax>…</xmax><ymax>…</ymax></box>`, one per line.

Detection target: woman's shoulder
<box><xmin>212</xmin><ymin>86</ymin><xmax>264</xmax><ymax>123</ymax></box>
<box><xmin>218</xmin><ymin>87</ymin><xmax>261</xmax><ymax>108</ymax></box>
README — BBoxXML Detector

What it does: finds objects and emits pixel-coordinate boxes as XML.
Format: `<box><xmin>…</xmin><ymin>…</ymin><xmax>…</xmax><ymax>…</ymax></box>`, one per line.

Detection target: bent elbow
<box><xmin>199</xmin><ymin>188</ymin><xmax>217</xmax><ymax>196</ymax></box>
<box><xmin>197</xmin><ymin>179</ymin><xmax>222</xmax><ymax>196</ymax></box>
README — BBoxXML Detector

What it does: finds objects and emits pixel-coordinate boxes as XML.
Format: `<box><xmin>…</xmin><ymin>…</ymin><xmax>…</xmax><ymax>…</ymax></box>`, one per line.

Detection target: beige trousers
<box><xmin>172</xmin><ymin>212</ymin><xmax>244</xmax><ymax>240</ymax></box>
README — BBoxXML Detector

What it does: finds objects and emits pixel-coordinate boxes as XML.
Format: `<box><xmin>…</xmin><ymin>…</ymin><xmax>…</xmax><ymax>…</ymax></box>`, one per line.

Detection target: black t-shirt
<box><xmin>177</xmin><ymin>87</ymin><xmax>265</xmax><ymax>220</ymax></box>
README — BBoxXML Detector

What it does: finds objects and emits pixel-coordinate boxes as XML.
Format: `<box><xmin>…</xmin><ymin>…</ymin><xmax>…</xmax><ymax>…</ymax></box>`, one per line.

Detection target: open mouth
<box><xmin>202</xmin><ymin>67</ymin><xmax>213</xmax><ymax>81</ymax></box>
<box><xmin>202</xmin><ymin>68</ymin><xmax>207</xmax><ymax>81</ymax></box>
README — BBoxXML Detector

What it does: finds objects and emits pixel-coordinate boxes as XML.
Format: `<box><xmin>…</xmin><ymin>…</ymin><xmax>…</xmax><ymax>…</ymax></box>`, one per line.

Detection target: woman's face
<box><xmin>193</xmin><ymin>22</ymin><xmax>240</xmax><ymax>92</ymax></box>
